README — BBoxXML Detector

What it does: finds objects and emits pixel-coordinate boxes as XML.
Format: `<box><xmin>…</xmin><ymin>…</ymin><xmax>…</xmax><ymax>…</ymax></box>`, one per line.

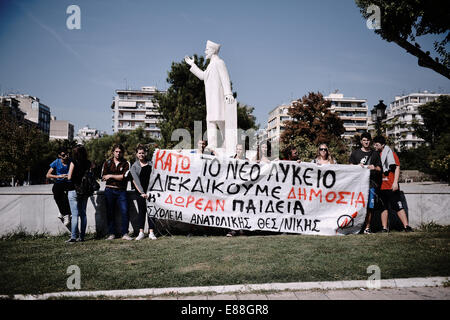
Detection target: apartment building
<box><xmin>111</xmin><ymin>86</ymin><xmax>164</xmax><ymax>139</ymax></box>
<box><xmin>384</xmin><ymin>91</ymin><xmax>448</xmax><ymax>150</ymax></box>
<box><xmin>7</xmin><ymin>94</ymin><xmax>51</xmax><ymax>136</ymax></box>
<box><xmin>264</xmin><ymin>93</ymin><xmax>368</xmax><ymax>146</ymax></box>
<box><xmin>324</xmin><ymin>93</ymin><xmax>369</xmax><ymax>140</ymax></box>
<box><xmin>75</xmin><ymin>125</ymin><xmax>105</xmax><ymax>143</ymax></box>
<box><xmin>1</xmin><ymin>96</ymin><xmax>25</xmax><ymax>122</ymax></box>
<box><xmin>266</xmin><ymin>104</ymin><xmax>293</xmax><ymax>144</ymax></box>
<box><xmin>50</xmin><ymin>119</ymin><xmax>74</xmax><ymax>141</ymax></box>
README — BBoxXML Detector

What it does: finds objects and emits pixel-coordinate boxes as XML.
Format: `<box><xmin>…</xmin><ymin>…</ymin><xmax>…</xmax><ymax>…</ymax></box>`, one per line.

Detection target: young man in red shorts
<box><xmin>373</xmin><ymin>136</ymin><xmax>413</xmax><ymax>232</ymax></box>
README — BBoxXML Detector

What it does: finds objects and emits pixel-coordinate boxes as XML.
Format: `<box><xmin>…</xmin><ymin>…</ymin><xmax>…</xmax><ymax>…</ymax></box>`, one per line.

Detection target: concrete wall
<box><xmin>0</xmin><ymin>183</ymin><xmax>449</xmax><ymax>237</ymax></box>
<box><xmin>0</xmin><ymin>186</ymin><xmax>147</xmax><ymax>237</ymax></box>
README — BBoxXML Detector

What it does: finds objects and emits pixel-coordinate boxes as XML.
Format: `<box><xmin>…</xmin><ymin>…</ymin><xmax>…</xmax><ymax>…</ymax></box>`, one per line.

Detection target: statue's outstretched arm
<box><xmin>185</xmin><ymin>55</ymin><xmax>204</xmax><ymax>80</ymax></box>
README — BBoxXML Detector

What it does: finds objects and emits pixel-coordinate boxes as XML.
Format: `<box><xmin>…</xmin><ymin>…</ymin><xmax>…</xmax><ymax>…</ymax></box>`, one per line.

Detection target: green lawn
<box><xmin>1</xmin><ymin>227</ymin><xmax>449</xmax><ymax>295</ymax></box>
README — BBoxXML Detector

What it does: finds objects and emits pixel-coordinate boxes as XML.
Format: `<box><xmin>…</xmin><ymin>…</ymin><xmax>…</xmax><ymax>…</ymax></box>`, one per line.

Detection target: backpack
<box><xmin>75</xmin><ymin>170</ymin><xmax>100</xmax><ymax>197</ymax></box>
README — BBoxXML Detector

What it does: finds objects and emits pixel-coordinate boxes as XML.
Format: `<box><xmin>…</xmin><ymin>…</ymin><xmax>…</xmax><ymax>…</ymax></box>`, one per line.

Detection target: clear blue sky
<box><xmin>1</xmin><ymin>0</ymin><xmax>449</xmax><ymax>134</ymax></box>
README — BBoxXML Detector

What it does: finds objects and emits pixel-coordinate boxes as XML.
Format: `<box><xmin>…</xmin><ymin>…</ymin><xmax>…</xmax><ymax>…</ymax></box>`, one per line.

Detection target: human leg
<box><xmin>390</xmin><ymin>190</ymin><xmax>412</xmax><ymax>231</ymax></box>
<box><xmin>78</xmin><ymin>196</ymin><xmax>88</xmax><ymax>240</ymax></box>
<box><xmin>104</xmin><ymin>188</ymin><xmax>117</xmax><ymax>237</ymax></box>
<box><xmin>52</xmin><ymin>183</ymin><xmax>71</xmax><ymax>225</ymax></box>
<box><xmin>378</xmin><ymin>190</ymin><xmax>390</xmax><ymax>231</ymax></box>
<box><xmin>117</xmin><ymin>190</ymin><xmax>130</xmax><ymax>237</ymax></box>
<box><xmin>135</xmin><ymin>195</ymin><xmax>147</xmax><ymax>240</ymax></box>
<box><xmin>68</xmin><ymin>190</ymin><xmax>79</xmax><ymax>240</ymax></box>
<box><xmin>363</xmin><ymin>188</ymin><xmax>376</xmax><ymax>233</ymax></box>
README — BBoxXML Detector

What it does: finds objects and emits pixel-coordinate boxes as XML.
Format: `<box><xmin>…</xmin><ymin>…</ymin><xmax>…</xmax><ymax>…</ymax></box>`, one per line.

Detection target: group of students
<box><xmin>47</xmin><ymin>144</ymin><xmax>157</xmax><ymax>243</ymax></box>
<box><xmin>47</xmin><ymin>134</ymin><xmax>412</xmax><ymax>242</ymax></box>
<box><xmin>349</xmin><ymin>132</ymin><xmax>412</xmax><ymax>233</ymax></box>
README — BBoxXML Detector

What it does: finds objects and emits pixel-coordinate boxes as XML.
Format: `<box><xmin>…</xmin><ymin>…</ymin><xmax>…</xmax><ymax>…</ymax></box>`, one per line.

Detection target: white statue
<box><xmin>185</xmin><ymin>40</ymin><xmax>237</xmax><ymax>155</ymax></box>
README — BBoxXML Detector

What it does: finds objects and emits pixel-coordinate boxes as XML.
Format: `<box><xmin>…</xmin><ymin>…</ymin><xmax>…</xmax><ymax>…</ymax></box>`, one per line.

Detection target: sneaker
<box><xmin>135</xmin><ymin>232</ymin><xmax>145</xmax><ymax>241</ymax></box>
<box><xmin>63</xmin><ymin>215</ymin><xmax>71</xmax><ymax>227</ymax></box>
<box><xmin>66</xmin><ymin>238</ymin><xmax>76</xmax><ymax>243</ymax></box>
<box><xmin>381</xmin><ymin>228</ymin><xmax>389</xmax><ymax>233</ymax></box>
<box><xmin>77</xmin><ymin>238</ymin><xmax>85</xmax><ymax>242</ymax></box>
<box><xmin>363</xmin><ymin>228</ymin><xmax>372</xmax><ymax>234</ymax></box>
<box><xmin>148</xmin><ymin>232</ymin><xmax>157</xmax><ymax>240</ymax></box>
<box><xmin>404</xmin><ymin>226</ymin><xmax>413</xmax><ymax>232</ymax></box>
<box><xmin>122</xmin><ymin>234</ymin><xmax>133</xmax><ymax>241</ymax></box>
<box><xmin>106</xmin><ymin>234</ymin><xmax>115</xmax><ymax>240</ymax></box>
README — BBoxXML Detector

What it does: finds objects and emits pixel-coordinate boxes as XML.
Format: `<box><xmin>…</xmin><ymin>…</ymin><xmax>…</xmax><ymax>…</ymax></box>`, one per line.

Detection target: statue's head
<box><xmin>205</xmin><ymin>40</ymin><xmax>221</xmax><ymax>59</ymax></box>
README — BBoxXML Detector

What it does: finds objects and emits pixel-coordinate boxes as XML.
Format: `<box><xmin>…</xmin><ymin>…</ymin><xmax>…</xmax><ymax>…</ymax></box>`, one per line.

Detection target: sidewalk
<box><xmin>5</xmin><ymin>277</ymin><xmax>449</xmax><ymax>300</ymax></box>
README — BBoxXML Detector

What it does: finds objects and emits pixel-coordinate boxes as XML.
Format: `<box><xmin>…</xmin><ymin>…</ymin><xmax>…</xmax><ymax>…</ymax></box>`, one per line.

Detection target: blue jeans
<box><xmin>68</xmin><ymin>190</ymin><xmax>88</xmax><ymax>240</ymax></box>
<box><xmin>104</xmin><ymin>188</ymin><xmax>129</xmax><ymax>236</ymax></box>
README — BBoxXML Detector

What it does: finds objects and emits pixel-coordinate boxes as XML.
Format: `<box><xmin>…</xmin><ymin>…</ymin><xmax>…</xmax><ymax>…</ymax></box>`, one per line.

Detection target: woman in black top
<box><xmin>67</xmin><ymin>145</ymin><xmax>91</xmax><ymax>243</ymax></box>
<box><xmin>130</xmin><ymin>145</ymin><xmax>156</xmax><ymax>240</ymax></box>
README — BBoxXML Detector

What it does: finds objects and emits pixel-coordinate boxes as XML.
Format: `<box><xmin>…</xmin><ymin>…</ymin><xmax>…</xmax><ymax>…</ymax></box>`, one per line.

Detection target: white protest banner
<box><xmin>147</xmin><ymin>149</ymin><xmax>370</xmax><ymax>236</ymax></box>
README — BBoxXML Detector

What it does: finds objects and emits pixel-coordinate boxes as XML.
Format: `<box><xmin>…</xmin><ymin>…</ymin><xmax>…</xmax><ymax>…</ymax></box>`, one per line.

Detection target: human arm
<box><xmin>68</xmin><ymin>162</ymin><xmax>75</xmax><ymax>181</ymax></box>
<box><xmin>130</xmin><ymin>163</ymin><xmax>147</xmax><ymax>197</ymax></box>
<box><xmin>368</xmin><ymin>152</ymin><xmax>382</xmax><ymax>171</ymax></box>
<box><xmin>46</xmin><ymin>161</ymin><xmax>68</xmax><ymax>180</ymax></box>
<box><xmin>46</xmin><ymin>167</ymin><xmax>65</xmax><ymax>179</ymax></box>
<box><xmin>101</xmin><ymin>161</ymin><xmax>125</xmax><ymax>181</ymax></box>
<box><xmin>392</xmin><ymin>165</ymin><xmax>400</xmax><ymax>191</ymax></box>
<box><xmin>132</xmin><ymin>179</ymin><xmax>148</xmax><ymax>198</ymax></box>
<box><xmin>392</xmin><ymin>153</ymin><xmax>401</xmax><ymax>191</ymax></box>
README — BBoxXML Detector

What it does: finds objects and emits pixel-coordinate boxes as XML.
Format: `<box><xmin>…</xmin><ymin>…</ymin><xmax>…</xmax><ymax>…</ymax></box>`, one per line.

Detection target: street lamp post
<box><xmin>371</xmin><ymin>100</ymin><xmax>387</xmax><ymax>136</ymax></box>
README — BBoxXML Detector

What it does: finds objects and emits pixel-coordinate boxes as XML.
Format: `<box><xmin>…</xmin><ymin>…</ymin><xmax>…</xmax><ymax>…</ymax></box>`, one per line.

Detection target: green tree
<box><xmin>0</xmin><ymin>106</ymin><xmax>48</xmax><ymax>184</ymax></box>
<box><xmin>413</xmin><ymin>95</ymin><xmax>450</xmax><ymax>145</ymax></box>
<box><xmin>155</xmin><ymin>55</ymin><xmax>258</xmax><ymax>149</ymax></box>
<box><xmin>355</xmin><ymin>0</ymin><xmax>450</xmax><ymax>79</ymax></box>
<box><xmin>280</xmin><ymin>92</ymin><xmax>347</xmax><ymax>162</ymax></box>
<box><xmin>84</xmin><ymin>128</ymin><xmax>158</xmax><ymax>177</ymax></box>
<box><xmin>411</xmin><ymin>95</ymin><xmax>450</xmax><ymax>181</ymax></box>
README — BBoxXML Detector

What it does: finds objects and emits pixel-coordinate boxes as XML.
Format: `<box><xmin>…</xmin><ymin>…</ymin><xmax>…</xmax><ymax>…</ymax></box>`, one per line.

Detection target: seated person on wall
<box><xmin>101</xmin><ymin>144</ymin><xmax>132</xmax><ymax>241</ymax></box>
<box><xmin>373</xmin><ymin>136</ymin><xmax>413</xmax><ymax>233</ymax></box>
<box><xmin>46</xmin><ymin>147</ymin><xmax>72</xmax><ymax>229</ymax></box>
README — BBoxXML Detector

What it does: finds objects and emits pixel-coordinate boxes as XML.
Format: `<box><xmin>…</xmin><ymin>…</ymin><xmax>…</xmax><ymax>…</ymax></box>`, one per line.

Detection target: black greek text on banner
<box><xmin>147</xmin><ymin>149</ymin><xmax>370</xmax><ymax>236</ymax></box>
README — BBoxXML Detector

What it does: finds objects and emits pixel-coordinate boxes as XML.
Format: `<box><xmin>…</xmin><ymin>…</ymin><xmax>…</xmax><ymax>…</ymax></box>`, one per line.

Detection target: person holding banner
<box><xmin>46</xmin><ymin>147</ymin><xmax>72</xmax><ymax>229</ymax></box>
<box><xmin>312</xmin><ymin>143</ymin><xmax>336</xmax><ymax>165</ymax></box>
<box><xmin>253</xmin><ymin>141</ymin><xmax>271</xmax><ymax>164</ymax></box>
<box><xmin>285</xmin><ymin>146</ymin><xmax>301</xmax><ymax>163</ymax></box>
<box><xmin>192</xmin><ymin>140</ymin><xmax>216</xmax><ymax>156</ymax></box>
<box><xmin>349</xmin><ymin>133</ymin><xmax>382</xmax><ymax>234</ymax></box>
<box><xmin>232</xmin><ymin>144</ymin><xmax>248</xmax><ymax>160</ymax></box>
<box><xmin>130</xmin><ymin>145</ymin><xmax>157</xmax><ymax>240</ymax></box>
<box><xmin>226</xmin><ymin>144</ymin><xmax>249</xmax><ymax>237</ymax></box>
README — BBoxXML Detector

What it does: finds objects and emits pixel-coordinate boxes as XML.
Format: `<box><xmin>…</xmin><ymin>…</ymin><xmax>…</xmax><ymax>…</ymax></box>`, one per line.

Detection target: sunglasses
<box><xmin>59</xmin><ymin>153</ymin><xmax>68</xmax><ymax>157</ymax></box>
<box><xmin>319</xmin><ymin>148</ymin><xmax>328</xmax><ymax>151</ymax></box>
